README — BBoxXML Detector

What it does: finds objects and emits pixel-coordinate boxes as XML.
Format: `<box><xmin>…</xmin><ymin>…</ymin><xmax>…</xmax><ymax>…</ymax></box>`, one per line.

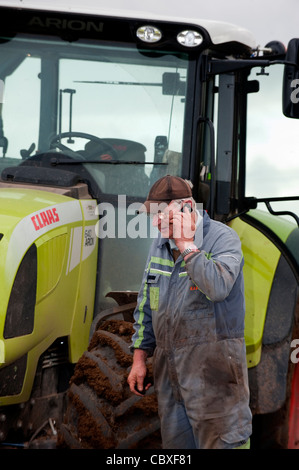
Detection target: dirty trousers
<box><xmin>153</xmin><ymin>341</ymin><xmax>252</xmax><ymax>449</ymax></box>
<box><xmin>158</xmin><ymin>399</ymin><xmax>250</xmax><ymax>449</ymax></box>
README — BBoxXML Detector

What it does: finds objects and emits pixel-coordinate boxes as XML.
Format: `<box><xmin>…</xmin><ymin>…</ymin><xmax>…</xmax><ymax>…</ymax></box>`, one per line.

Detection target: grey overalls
<box><xmin>131</xmin><ymin>211</ymin><xmax>252</xmax><ymax>448</ymax></box>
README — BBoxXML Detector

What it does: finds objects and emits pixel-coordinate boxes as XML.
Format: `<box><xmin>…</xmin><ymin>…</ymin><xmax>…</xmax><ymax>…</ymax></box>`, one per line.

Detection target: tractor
<box><xmin>0</xmin><ymin>0</ymin><xmax>299</xmax><ymax>449</ymax></box>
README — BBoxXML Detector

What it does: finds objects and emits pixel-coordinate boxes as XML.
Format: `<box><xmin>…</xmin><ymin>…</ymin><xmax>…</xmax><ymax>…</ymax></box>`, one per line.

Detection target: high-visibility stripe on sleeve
<box><xmin>134</xmin><ymin>280</ymin><xmax>148</xmax><ymax>349</ymax></box>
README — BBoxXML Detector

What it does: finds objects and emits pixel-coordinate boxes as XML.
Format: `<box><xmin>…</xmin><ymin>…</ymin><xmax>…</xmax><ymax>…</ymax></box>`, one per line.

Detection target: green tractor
<box><xmin>0</xmin><ymin>1</ymin><xmax>299</xmax><ymax>449</ymax></box>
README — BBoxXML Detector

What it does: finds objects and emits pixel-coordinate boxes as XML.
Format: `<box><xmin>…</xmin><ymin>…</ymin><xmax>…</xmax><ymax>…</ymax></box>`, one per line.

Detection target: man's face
<box><xmin>151</xmin><ymin>199</ymin><xmax>193</xmax><ymax>239</ymax></box>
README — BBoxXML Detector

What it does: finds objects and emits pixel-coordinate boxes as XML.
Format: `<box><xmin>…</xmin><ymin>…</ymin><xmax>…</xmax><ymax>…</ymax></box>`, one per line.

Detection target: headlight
<box><xmin>136</xmin><ymin>26</ymin><xmax>162</xmax><ymax>43</ymax></box>
<box><xmin>177</xmin><ymin>30</ymin><xmax>203</xmax><ymax>47</ymax></box>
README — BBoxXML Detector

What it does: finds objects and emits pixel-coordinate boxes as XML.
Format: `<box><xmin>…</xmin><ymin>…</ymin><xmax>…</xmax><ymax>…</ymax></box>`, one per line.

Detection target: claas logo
<box><xmin>31</xmin><ymin>208</ymin><xmax>60</xmax><ymax>231</ymax></box>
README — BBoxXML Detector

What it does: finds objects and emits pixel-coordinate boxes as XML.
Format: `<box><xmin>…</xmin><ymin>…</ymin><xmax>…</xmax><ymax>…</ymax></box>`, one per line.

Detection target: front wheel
<box><xmin>58</xmin><ymin>320</ymin><xmax>161</xmax><ymax>449</ymax></box>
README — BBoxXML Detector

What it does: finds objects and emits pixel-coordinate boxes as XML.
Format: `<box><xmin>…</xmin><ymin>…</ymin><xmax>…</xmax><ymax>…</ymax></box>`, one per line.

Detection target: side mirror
<box><xmin>283</xmin><ymin>38</ymin><xmax>299</xmax><ymax>118</ymax></box>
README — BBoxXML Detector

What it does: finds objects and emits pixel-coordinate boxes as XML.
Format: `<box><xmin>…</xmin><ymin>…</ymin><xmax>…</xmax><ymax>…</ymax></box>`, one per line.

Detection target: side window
<box><xmin>246</xmin><ymin>65</ymin><xmax>299</xmax><ymax>217</ymax></box>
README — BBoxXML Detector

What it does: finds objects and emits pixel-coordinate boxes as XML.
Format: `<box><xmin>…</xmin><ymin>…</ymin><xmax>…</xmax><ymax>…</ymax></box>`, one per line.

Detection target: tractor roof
<box><xmin>0</xmin><ymin>0</ymin><xmax>256</xmax><ymax>50</ymax></box>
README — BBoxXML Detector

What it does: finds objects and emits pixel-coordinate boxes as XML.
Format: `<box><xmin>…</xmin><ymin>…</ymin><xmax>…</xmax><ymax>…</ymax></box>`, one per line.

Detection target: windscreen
<box><xmin>0</xmin><ymin>35</ymin><xmax>189</xmax><ymax>200</ymax></box>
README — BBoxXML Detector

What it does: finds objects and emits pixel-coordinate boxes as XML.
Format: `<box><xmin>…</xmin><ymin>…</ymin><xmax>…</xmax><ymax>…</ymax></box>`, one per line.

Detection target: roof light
<box><xmin>177</xmin><ymin>30</ymin><xmax>203</xmax><ymax>47</ymax></box>
<box><xmin>136</xmin><ymin>26</ymin><xmax>162</xmax><ymax>43</ymax></box>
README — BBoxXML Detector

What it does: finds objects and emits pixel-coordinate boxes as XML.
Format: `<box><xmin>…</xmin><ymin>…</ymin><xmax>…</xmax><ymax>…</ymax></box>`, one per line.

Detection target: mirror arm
<box><xmin>209</xmin><ymin>59</ymin><xmax>299</xmax><ymax>76</ymax></box>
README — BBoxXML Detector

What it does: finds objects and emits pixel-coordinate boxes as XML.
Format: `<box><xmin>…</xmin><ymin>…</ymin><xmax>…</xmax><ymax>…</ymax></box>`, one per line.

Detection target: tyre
<box><xmin>57</xmin><ymin>320</ymin><xmax>161</xmax><ymax>449</ymax></box>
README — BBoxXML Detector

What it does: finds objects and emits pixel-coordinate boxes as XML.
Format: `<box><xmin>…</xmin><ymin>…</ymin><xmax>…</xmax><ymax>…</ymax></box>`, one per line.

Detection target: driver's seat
<box><xmin>83</xmin><ymin>138</ymin><xmax>146</xmax><ymax>162</ymax></box>
<box><xmin>82</xmin><ymin>138</ymin><xmax>150</xmax><ymax>195</ymax></box>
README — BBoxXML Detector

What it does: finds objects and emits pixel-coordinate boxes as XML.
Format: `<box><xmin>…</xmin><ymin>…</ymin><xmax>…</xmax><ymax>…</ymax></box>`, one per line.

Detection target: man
<box><xmin>127</xmin><ymin>175</ymin><xmax>252</xmax><ymax>449</ymax></box>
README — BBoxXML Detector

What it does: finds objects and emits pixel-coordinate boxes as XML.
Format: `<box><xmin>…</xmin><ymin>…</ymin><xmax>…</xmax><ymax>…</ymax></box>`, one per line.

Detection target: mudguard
<box><xmin>230</xmin><ymin>211</ymin><xmax>299</xmax><ymax>414</ymax></box>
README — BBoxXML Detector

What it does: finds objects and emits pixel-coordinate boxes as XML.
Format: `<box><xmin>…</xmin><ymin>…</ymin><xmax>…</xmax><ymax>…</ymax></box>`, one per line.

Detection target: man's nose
<box><xmin>152</xmin><ymin>214</ymin><xmax>159</xmax><ymax>226</ymax></box>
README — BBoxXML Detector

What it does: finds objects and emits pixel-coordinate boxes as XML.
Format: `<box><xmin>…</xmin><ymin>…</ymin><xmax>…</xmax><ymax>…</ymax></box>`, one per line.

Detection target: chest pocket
<box><xmin>147</xmin><ymin>272</ymin><xmax>160</xmax><ymax>311</ymax></box>
<box><xmin>183</xmin><ymin>284</ymin><xmax>211</xmax><ymax>312</ymax></box>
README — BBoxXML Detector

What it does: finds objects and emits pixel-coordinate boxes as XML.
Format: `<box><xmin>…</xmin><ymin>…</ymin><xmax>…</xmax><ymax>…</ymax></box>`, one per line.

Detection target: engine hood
<box><xmin>0</xmin><ymin>187</ymin><xmax>85</xmax><ymax>287</ymax></box>
<box><xmin>0</xmin><ymin>187</ymin><xmax>79</xmax><ymax>233</ymax></box>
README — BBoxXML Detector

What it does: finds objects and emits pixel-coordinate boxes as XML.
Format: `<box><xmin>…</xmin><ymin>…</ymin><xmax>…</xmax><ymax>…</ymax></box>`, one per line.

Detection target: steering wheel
<box><xmin>50</xmin><ymin>131</ymin><xmax>118</xmax><ymax>160</ymax></box>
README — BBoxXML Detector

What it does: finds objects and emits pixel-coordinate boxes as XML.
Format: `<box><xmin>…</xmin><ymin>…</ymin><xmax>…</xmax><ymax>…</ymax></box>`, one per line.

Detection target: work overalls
<box><xmin>131</xmin><ymin>211</ymin><xmax>252</xmax><ymax>449</ymax></box>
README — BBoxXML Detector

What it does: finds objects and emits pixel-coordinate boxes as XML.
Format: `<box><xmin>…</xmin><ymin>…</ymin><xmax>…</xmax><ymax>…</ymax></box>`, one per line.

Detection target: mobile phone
<box><xmin>181</xmin><ymin>203</ymin><xmax>192</xmax><ymax>212</ymax></box>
